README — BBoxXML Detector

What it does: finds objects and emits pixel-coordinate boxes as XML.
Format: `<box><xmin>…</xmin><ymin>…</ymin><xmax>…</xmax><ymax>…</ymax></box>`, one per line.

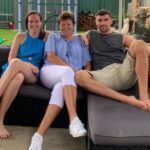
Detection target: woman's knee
<box><xmin>13</xmin><ymin>73</ymin><xmax>24</xmax><ymax>86</ymax></box>
<box><xmin>9</xmin><ymin>58</ymin><xmax>22</xmax><ymax>70</ymax></box>
<box><xmin>61</xmin><ymin>66</ymin><xmax>76</xmax><ymax>86</ymax></box>
<box><xmin>62</xmin><ymin>66</ymin><xmax>75</xmax><ymax>76</ymax></box>
<box><xmin>50</xmin><ymin>82</ymin><xmax>64</xmax><ymax>108</ymax></box>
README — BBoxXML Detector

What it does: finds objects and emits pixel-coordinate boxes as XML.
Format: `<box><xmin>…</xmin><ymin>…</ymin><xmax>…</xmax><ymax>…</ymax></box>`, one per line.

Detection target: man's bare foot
<box><xmin>0</xmin><ymin>123</ymin><xmax>10</xmax><ymax>139</ymax></box>
<box><xmin>141</xmin><ymin>99</ymin><xmax>150</xmax><ymax>112</ymax></box>
<box><xmin>129</xmin><ymin>96</ymin><xmax>149</xmax><ymax>112</ymax></box>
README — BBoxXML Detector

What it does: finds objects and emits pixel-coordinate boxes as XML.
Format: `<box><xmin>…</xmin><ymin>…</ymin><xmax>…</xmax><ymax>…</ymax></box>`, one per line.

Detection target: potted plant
<box><xmin>134</xmin><ymin>9</ymin><xmax>150</xmax><ymax>43</ymax></box>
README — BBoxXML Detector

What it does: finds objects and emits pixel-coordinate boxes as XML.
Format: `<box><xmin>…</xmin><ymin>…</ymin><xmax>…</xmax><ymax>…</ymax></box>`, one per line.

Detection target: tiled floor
<box><xmin>0</xmin><ymin>125</ymin><xmax>86</xmax><ymax>150</ymax></box>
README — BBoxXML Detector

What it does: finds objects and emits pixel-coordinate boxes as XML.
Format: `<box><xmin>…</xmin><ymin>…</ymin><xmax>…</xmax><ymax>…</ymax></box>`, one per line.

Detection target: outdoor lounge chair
<box><xmin>87</xmin><ymin>83</ymin><xmax>150</xmax><ymax>150</ymax></box>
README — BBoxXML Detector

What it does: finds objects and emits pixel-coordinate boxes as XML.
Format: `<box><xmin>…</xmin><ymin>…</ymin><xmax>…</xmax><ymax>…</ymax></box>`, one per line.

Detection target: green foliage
<box><xmin>142</xmin><ymin>24</ymin><xmax>150</xmax><ymax>37</ymax></box>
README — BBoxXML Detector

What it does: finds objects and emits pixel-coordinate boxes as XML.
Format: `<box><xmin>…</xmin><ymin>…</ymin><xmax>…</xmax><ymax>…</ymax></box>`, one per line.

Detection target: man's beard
<box><xmin>99</xmin><ymin>26</ymin><xmax>110</xmax><ymax>33</ymax></box>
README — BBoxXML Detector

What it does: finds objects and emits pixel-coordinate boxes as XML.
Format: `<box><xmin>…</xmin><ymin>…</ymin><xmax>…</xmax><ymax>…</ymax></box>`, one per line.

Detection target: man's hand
<box><xmin>84</xmin><ymin>62</ymin><xmax>91</xmax><ymax>70</ymax></box>
<box><xmin>80</xmin><ymin>35</ymin><xmax>89</xmax><ymax>46</ymax></box>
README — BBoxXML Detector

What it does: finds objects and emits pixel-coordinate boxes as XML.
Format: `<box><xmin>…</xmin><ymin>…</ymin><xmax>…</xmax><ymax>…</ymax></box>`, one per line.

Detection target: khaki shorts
<box><xmin>89</xmin><ymin>52</ymin><xmax>137</xmax><ymax>91</ymax></box>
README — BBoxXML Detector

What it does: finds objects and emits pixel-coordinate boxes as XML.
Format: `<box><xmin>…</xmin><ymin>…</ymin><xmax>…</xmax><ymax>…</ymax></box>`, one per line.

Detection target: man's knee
<box><xmin>129</xmin><ymin>40</ymin><xmax>148</xmax><ymax>57</ymax></box>
<box><xmin>75</xmin><ymin>70</ymin><xmax>91</xmax><ymax>86</ymax></box>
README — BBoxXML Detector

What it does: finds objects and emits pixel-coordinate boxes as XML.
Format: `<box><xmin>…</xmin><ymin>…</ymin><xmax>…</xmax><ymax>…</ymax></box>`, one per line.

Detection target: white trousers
<box><xmin>40</xmin><ymin>65</ymin><xmax>76</xmax><ymax>108</ymax></box>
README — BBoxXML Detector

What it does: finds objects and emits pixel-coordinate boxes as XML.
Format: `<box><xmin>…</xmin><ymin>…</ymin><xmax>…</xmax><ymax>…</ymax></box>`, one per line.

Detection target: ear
<box><xmin>110</xmin><ymin>19</ymin><xmax>113</xmax><ymax>26</ymax></box>
<box><xmin>95</xmin><ymin>18</ymin><xmax>98</xmax><ymax>26</ymax></box>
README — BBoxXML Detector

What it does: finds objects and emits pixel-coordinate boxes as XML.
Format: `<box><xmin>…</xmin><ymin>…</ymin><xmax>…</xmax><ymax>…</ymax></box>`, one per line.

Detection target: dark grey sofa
<box><xmin>87</xmin><ymin>84</ymin><xmax>150</xmax><ymax>150</ymax></box>
<box><xmin>0</xmin><ymin>46</ymin><xmax>87</xmax><ymax>128</ymax></box>
<box><xmin>2</xmin><ymin>46</ymin><xmax>150</xmax><ymax>150</ymax></box>
<box><xmin>86</xmin><ymin>35</ymin><xmax>150</xmax><ymax>150</ymax></box>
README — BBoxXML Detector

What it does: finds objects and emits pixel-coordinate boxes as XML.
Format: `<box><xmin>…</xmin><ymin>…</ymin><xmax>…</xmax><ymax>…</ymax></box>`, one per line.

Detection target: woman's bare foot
<box><xmin>129</xmin><ymin>96</ymin><xmax>149</xmax><ymax>112</ymax></box>
<box><xmin>0</xmin><ymin>123</ymin><xmax>10</xmax><ymax>139</ymax></box>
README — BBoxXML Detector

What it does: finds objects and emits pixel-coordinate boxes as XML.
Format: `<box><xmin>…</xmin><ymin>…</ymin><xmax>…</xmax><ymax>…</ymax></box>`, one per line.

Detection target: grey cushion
<box><xmin>88</xmin><ymin>93</ymin><xmax>150</xmax><ymax>146</ymax></box>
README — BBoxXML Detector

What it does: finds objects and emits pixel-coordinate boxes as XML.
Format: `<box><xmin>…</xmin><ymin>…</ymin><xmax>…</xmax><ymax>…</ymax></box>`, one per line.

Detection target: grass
<box><xmin>0</xmin><ymin>29</ymin><xmax>85</xmax><ymax>46</ymax></box>
<box><xmin>0</xmin><ymin>29</ymin><xmax>17</xmax><ymax>46</ymax></box>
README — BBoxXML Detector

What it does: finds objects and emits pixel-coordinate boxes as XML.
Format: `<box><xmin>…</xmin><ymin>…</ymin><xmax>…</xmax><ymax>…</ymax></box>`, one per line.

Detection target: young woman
<box><xmin>28</xmin><ymin>11</ymin><xmax>91</xmax><ymax>150</ymax></box>
<box><xmin>0</xmin><ymin>12</ymin><xmax>49</xmax><ymax>139</ymax></box>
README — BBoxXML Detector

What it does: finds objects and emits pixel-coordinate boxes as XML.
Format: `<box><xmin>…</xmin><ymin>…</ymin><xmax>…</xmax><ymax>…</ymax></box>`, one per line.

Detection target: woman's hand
<box><xmin>47</xmin><ymin>52</ymin><xmax>66</xmax><ymax>66</ymax></box>
<box><xmin>47</xmin><ymin>52</ymin><xmax>77</xmax><ymax>73</ymax></box>
<box><xmin>25</xmin><ymin>62</ymin><xmax>39</xmax><ymax>74</ymax></box>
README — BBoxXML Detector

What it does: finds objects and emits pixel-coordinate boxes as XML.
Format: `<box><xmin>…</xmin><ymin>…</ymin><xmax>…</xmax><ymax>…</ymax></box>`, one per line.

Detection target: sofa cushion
<box><xmin>88</xmin><ymin>93</ymin><xmax>150</xmax><ymax>146</ymax></box>
<box><xmin>0</xmin><ymin>46</ymin><xmax>10</xmax><ymax>73</ymax></box>
<box><xmin>18</xmin><ymin>83</ymin><xmax>86</xmax><ymax>101</ymax></box>
<box><xmin>19</xmin><ymin>83</ymin><xmax>51</xmax><ymax>100</ymax></box>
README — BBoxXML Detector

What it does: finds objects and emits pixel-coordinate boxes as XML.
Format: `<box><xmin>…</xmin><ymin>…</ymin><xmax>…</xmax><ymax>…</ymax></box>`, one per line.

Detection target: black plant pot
<box><xmin>134</xmin><ymin>34</ymin><xmax>150</xmax><ymax>43</ymax></box>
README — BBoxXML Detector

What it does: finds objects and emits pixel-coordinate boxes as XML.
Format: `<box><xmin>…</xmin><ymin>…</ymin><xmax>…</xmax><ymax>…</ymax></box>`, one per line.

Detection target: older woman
<box><xmin>0</xmin><ymin>12</ymin><xmax>49</xmax><ymax>139</ymax></box>
<box><xmin>28</xmin><ymin>11</ymin><xmax>91</xmax><ymax>150</ymax></box>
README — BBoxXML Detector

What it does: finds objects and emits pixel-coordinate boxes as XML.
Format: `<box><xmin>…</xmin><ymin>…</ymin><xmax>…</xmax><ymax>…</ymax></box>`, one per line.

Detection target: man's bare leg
<box><xmin>129</xmin><ymin>40</ymin><xmax>150</xmax><ymax>110</ymax></box>
<box><xmin>75</xmin><ymin>70</ymin><xmax>148</xmax><ymax>111</ymax></box>
<box><xmin>147</xmin><ymin>45</ymin><xmax>150</xmax><ymax>56</ymax></box>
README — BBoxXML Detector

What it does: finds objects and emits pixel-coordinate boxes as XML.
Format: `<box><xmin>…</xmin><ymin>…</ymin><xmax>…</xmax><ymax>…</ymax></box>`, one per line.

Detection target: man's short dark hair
<box><xmin>95</xmin><ymin>9</ymin><xmax>112</xmax><ymax>18</ymax></box>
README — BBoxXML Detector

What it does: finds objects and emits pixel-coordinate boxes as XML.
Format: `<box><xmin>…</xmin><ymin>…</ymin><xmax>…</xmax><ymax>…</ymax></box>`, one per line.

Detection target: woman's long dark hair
<box><xmin>25</xmin><ymin>11</ymin><xmax>46</xmax><ymax>40</ymax></box>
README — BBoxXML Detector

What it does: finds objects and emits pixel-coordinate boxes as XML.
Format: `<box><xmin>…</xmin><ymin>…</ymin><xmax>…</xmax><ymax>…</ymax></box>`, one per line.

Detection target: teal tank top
<box><xmin>1</xmin><ymin>32</ymin><xmax>45</xmax><ymax>74</ymax></box>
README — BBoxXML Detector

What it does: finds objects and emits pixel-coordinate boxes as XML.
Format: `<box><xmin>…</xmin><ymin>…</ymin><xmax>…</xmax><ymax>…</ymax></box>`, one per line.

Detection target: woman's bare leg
<box><xmin>29</xmin><ymin>105</ymin><xmax>61</xmax><ymax>150</ymax></box>
<box><xmin>0</xmin><ymin>73</ymin><xmax>24</xmax><ymax>139</ymax></box>
<box><xmin>63</xmin><ymin>85</ymin><xmax>77</xmax><ymax>122</ymax></box>
<box><xmin>0</xmin><ymin>59</ymin><xmax>38</xmax><ymax>96</ymax></box>
<box><xmin>63</xmin><ymin>85</ymin><xmax>87</xmax><ymax>138</ymax></box>
<box><xmin>37</xmin><ymin>104</ymin><xmax>61</xmax><ymax>136</ymax></box>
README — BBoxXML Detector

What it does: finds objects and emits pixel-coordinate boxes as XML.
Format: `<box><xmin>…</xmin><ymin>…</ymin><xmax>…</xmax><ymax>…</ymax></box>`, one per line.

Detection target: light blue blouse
<box><xmin>44</xmin><ymin>32</ymin><xmax>91</xmax><ymax>71</ymax></box>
